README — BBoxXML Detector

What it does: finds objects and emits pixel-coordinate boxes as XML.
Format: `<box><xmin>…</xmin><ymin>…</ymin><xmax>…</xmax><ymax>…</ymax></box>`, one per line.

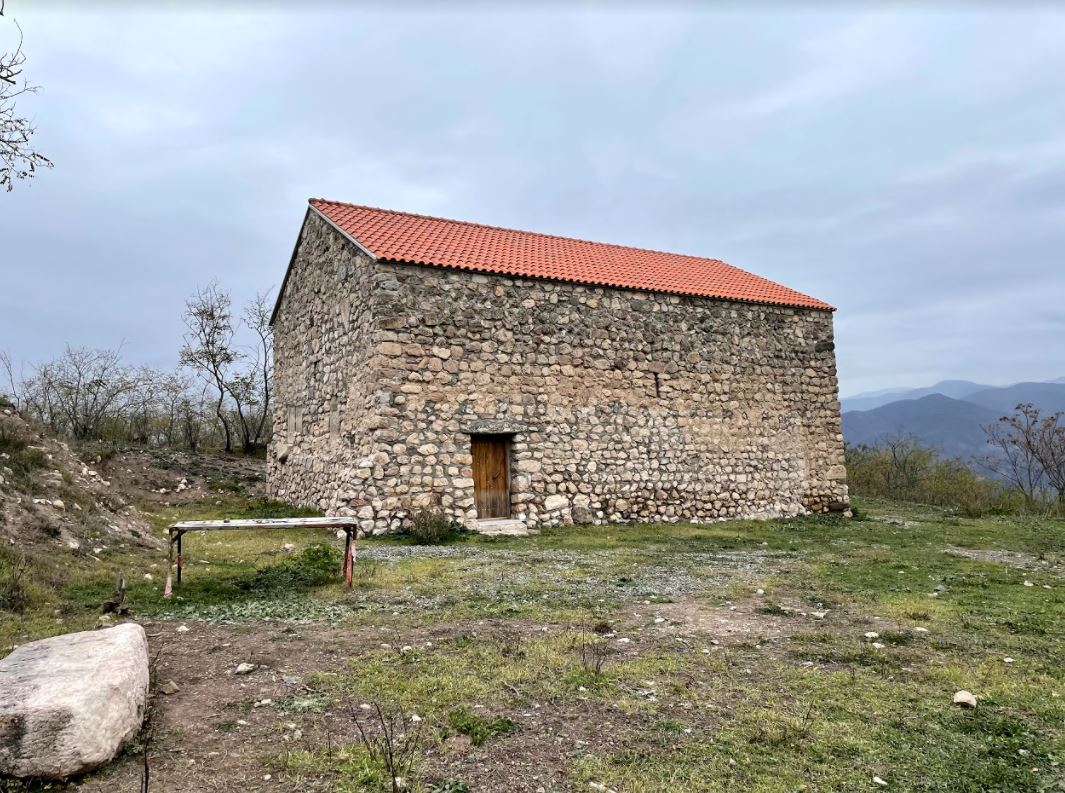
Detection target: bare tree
<box><xmin>242</xmin><ymin>291</ymin><xmax>273</xmax><ymax>449</ymax></box>
<box><xmin>984</xmin><ymin>403</ymin><xmax>1065</xmax><ymax>509</ymax></box>
<box><xmin>1</xmin><ymin>11</ymin><xmax>51</xmax><ymax>191</ymax></box>
<box><xmin>1031</xmin><ymin>411</ymin><xmax>1065</xmax><ymax>506</ymax></box>
<box><xmin>178</xmin><ymin>383</ymin><xmax>208</xmax><ymax>452</ymax></box>
<box><xmin>0</xmin><ymin>348</ymin><xmax>18</xmax><ymax>407</ymax></box>
<box><xmin>180</xmin><ymin>283</ymin><xmax>240</xmax><ymax>453</ymax></box>
<box><xmin>19</xmin><ymin>347</ymin><xmax>146</xmax><ymax>440</ymax></box>
<box><xmin>881</xmin><ymin>434</ymin><xmax>935</xmax><ymax>497</ymax></box>
<box><xmin>983</xmin><ymin>404</ymin><xmax>1046</xmax><ymax>508</ymax></box>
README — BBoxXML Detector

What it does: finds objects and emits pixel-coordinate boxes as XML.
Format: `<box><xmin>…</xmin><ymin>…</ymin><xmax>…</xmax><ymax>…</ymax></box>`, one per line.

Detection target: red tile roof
<box><xmin>309</xmin><ymin>199</ymin><xmax>833</xmax><ymax>311</ymax></box>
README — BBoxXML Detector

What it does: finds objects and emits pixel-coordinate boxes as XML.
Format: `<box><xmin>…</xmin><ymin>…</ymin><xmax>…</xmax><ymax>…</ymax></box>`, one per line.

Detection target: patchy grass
<box><xmin>4</xmin><ymin>496</ymin><xmax>1064</xmax><ymax>791</ymax></box>
<box><xmin>0</xmin><ymin>426</ymin><xmax>51</xmax><ymax>491</ymax></box>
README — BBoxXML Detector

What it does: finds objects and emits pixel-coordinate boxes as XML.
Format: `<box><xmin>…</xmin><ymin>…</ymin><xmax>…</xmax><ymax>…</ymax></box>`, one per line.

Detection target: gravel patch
<box><xmin>159</xmin><ymin>545</ymin><xmax>783</xmax><ymax>625</ymax></box>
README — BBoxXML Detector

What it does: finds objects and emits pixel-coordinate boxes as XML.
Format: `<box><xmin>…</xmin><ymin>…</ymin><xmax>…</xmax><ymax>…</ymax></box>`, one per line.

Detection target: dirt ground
<box><xmin>4</xmin><ymin>444</ymin><xmax>1061</xmax><ymax>792</ymax></box>
<box><xmin>80</xmin><ymin>595</ymin><xmax>800</xmax><ymax>793</ymax></box>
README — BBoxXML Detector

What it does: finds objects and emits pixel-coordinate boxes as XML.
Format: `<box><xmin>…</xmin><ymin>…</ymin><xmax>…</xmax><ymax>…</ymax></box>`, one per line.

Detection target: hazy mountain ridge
<box><xmin>841</xmin><ymin>380</ymin><xmax>992</xmax><ymax>413</ymax></box>
<box><xmin>841</xmin><ymin>377</ymin><xmax>1065</xmax><ymax>460</ymax></box>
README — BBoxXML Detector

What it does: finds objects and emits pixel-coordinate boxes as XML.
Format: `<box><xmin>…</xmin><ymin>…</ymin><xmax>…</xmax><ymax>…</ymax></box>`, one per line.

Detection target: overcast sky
<box><xmin>3</xmin><ymin>3</ymin><xmax>1064</xmax><ymax>397</ymax></box>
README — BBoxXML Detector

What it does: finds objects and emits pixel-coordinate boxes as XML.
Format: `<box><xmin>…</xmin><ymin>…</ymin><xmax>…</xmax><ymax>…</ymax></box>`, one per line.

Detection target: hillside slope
<box><xmin>0</xmin><ymin>404</ymin><xmax>156</xmax><ymax>556</ymax></box>
<box><xmin>963</xmin><ymin>382</ymin><xmax>1065</xmax><ymax>416</ymax></box>
<box><xmin>841</xmin><ymin>380</ymin><xmax>991</xmax><ymax>413</ymax></box>
<box><xmin>841</xmin><ymin>394</ymin><xmax>1001</xmax><ymax>459</ymax></box>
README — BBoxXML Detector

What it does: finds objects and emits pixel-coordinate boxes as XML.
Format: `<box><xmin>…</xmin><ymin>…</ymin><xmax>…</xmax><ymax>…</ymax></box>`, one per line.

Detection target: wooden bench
<box><xmin>164</xmin><ymin>517</ymin><xmax>360</xmax><ymax>597</ymax></box>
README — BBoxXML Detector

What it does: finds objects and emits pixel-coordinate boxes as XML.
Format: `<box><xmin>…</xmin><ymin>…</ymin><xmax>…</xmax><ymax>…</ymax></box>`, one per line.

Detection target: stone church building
<box><xmin>268</xmin><ymin>198</ymin><xmax>848</xmax><ymax>534</ymax></box>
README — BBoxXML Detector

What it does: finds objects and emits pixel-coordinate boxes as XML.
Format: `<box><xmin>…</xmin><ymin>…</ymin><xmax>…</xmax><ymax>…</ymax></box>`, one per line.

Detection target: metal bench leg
<box><xmin>176</xmin><ymin>531</ymin><xmax>184</xmax><ymax>584</ymax></box>
<box><xmin>164</xmin><ymin>529</ymin><xmax>174</xmax><ymax>599</ymax></box>
<box><xmin>342</xmin><ymin>529</ymin><xmax>353</xmax><ymax>588</ymax></box>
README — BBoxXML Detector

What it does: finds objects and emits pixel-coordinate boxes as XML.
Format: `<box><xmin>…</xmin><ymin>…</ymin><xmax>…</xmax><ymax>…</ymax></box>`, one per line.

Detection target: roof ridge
<box><xmin>308</xmin><ymin>197</ymin><xmax>733</xmax><ymax>268</ymax></box>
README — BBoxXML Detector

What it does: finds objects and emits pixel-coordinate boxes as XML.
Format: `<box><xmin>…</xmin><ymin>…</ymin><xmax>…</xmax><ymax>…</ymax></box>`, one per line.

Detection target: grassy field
<box><xmin>2</xmin><ymin>496</ymin><xmax>1063</xmax><ymax>792</ymax></box>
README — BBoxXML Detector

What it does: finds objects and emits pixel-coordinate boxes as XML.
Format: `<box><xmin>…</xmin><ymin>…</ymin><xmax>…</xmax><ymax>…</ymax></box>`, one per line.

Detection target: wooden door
<box><xmin>471</xmin><ymin>435</ymin><xmax>510</xmax><ymax>518</ymax></box>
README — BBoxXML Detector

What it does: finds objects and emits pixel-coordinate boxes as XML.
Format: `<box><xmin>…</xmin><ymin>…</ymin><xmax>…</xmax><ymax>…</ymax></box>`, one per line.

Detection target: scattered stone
<box><xmin>159</xmin><ymin>680</ymin><xmax>180</xmax><ymax>695</ymax></box>
<box><xmin>234</xmin><ymin>662</ymin><xmax>256</xmax><ymax>675</ymax></box>
<box><xmin>0</xmin><ymin>624</ymin><xmax>149</xmax><ymax>778</ymax></box>
<box><xmin>872</xmin><ymin>642</ymin><xmax>886</xmax><ymax>650</ymax></box>
<box><xmin>913</xmin><ymin>627</ymin><xmax>929</xmax><ymax>633</ymax></box>
<box><xmin>864</xmin><ymin>632</ymin><xmax>880</xmax><ymax>640</ymax></box>
<box><xmin>1003</xmin><ymin>657</ymin><xmax>1014</xmax><ymax>664</ymax></box>
<box><xmin>176</xmin><ymin>625</ymin><xmax>189</xmax><ymax>634</ymax></box>
<box><xmin>1023</xmin><ymin>580</ymin><xmax>1034</xmax><ymax>587</ymax></box>
<box><xmin>873</xmin><ymin>776</ymin><xmax>888</xmax><ymax>787</ymax></box>
<box><xmin>953</xmin><ymin>690</ymin><xmax>977</xmax><ymax>708</ymax></box>
<box><xmin>811</xmin><ymin>610</ymin><xmax>827</xmax><ymax>619</ymax></box>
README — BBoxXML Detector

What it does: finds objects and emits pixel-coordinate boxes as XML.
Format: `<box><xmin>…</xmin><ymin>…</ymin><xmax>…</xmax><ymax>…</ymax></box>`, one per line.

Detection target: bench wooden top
<box><xmin>168</xmin><ymin>517</ymin><xmax>359</xmax><ymax>532</ymax></box>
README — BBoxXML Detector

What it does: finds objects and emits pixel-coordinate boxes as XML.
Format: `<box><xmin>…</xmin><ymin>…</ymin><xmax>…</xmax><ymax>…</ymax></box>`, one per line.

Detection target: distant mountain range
<box><xmin>841</xmin><ymin>377</ymin><xmax>1065</xmax><ymax>460</ymax></box>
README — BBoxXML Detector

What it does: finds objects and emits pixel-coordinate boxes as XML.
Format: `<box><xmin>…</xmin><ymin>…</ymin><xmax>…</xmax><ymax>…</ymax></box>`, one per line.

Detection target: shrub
<box><xmin>431</xmin><ymin>781</ymin><xmax>471</xmax><ymax>793</ymax></box>
<box><xmin>845</xmin><ymin>439</ymin><xmax>1020</xmax><ymax>516</ymax></box>
<box><xmin>446</xmin><ymin>707</ymin><xmax>516</xmax><ymax>746</ymax></box>
<box><xmin>240</xmin><ymin>544</ymin><xmax>341</xmax><ymax>592</ymax></box>
<box><xmin>0</xmin><ymin>422</ymin><xmax>50</xmax><ymax>484</ymax></box>
<box><xmin>405</xmin><ymin>510</ymin><xmax>465</xmax><ymax>545</ymax></box>
<box><xmin>207</xmin><ymin>476</ymin><xmax>243</xmax><ymax>493</ymax></box>
<box><xmin>0</xmin><ymin>554</ymin><xmax>31</xmax><ymax>614</ymax></box>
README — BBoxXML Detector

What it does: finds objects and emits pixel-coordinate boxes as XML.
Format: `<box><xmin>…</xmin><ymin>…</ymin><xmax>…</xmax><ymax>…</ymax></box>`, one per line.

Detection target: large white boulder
<box><xmin>0</xmin><ymin>623</ymin><xmax>149</xmax><ymax>778</ymax></box>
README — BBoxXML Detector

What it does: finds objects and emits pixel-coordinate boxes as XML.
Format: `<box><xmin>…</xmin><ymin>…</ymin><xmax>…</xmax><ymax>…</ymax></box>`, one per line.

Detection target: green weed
<box><xmin>445</xmin><ymin>707</ymin><xmax>517</xmax><ymax>746</ymax></box>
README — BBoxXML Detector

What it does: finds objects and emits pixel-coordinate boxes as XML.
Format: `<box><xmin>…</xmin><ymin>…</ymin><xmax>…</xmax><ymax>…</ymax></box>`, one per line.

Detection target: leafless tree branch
<box><xmin>1</xmin><ymin>16</ymin><xmax>51</xmax><ymax>191</ymax></box>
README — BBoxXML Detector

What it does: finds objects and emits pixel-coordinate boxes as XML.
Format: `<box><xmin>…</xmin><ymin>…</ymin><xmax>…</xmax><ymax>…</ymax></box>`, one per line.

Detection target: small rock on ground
<box><xmin>953</xmin><ymin>690</ymin><xmax>977</xmax><ymax>708</ymax></box>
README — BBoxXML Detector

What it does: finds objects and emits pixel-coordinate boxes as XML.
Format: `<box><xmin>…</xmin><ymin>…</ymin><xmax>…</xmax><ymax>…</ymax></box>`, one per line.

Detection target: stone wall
<box><xmin>269</xmin><ymin>215</ymin><xmax>848</xmax><ymax>533</ymax></box>
<box><xmin>269</xmin><ymin>211</ymin><xmax>380</xmax><ymax>517</ymax></box>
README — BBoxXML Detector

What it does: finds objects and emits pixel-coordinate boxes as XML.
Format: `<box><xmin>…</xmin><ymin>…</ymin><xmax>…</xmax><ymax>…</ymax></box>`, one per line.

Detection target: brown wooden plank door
<box><xmin>471</xmin><ymin>435</ymin><xmax>510</xmax><ymax>519</ymax></box>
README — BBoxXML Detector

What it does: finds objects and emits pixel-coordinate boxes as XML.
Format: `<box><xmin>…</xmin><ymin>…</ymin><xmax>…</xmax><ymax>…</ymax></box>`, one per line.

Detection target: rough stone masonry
<box><xmin>268</xmin><ymin>209</ymin><xmax>848</xmax><ymax>534</ymax></box>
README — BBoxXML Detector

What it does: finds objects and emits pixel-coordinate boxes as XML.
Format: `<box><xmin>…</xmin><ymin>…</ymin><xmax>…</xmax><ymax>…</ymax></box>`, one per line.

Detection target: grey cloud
<box><xmin>2</xmin><ymin>4</ymin><xmax>1064</xmax><ymax>394</ymax></box>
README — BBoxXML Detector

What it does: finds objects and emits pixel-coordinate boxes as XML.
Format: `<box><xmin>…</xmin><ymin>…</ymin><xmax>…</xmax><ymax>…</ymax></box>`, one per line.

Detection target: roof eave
<box><xmin>377</xmin><ymin>257</ymin><xmax>834</xmax><ymax>312</ymax></box>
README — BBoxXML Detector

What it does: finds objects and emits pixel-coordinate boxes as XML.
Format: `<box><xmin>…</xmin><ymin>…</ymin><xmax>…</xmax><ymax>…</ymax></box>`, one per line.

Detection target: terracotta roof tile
<box><xmin>309</xmin><ymin>199</ymin><xmax>833</xmax><ymax>311</ymax></box>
